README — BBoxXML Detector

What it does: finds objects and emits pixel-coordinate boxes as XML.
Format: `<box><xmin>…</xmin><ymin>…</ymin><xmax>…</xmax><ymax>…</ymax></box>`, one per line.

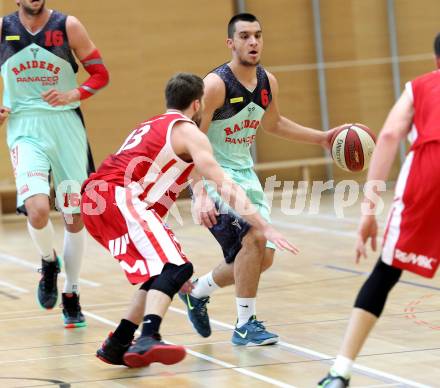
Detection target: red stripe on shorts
<box><xmin>382</xmin><ymin>206</ymin><xmax>396</xmax><ymax>247</ymax></box>
<box><xmin>151</xmin><ymin>209</ymin><xmax>188</xmax><ymax>262</ymax></box>
<box><xmin>125</xmin><ymin>188</ymin><xmax>168</xmax><ymax>264</ymax></box>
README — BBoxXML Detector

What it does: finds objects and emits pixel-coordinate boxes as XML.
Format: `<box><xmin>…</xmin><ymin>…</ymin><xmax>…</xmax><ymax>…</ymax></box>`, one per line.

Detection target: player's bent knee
<box><xmin>150</xmin><ymin>262</ymin><xmax>194</xmax><ymax>299</ymax></box>
<box><xmin>354</xmin><ymin>258</ymin><xmax>402</xmax><ymax>317</ymax></box>
<box><xmin>243</xmin><ymin>227</ymin><xmax>266</xmax><ymax>251</ymax></box>
<box><xmin>261</xmin><ymin>249</ymin><xmax>275</xmax><ymax>272</ymax></box>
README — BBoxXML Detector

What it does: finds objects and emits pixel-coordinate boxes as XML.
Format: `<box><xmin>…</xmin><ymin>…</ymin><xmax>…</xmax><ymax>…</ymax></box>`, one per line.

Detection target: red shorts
<box><xmin>81</xmin><ymin>182</ymin><xmax>189</xmax><ymax>284</ymax></box>
<box><xmin>382</xmin><ymin>143</ymin><xmax>440</xmax><ymax>278</ymax></box>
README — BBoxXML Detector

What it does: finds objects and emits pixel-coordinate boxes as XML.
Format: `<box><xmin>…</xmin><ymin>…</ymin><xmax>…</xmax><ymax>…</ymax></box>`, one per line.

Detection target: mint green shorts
<box><xmin>205</xmin><ymin>166</ymin><xmax>275</xmax><ymax>250</ymax></box>
<box><xmin>8</xmin><ymin>110</ymin><xmax>88</xmax><ymax>214</ymax></box>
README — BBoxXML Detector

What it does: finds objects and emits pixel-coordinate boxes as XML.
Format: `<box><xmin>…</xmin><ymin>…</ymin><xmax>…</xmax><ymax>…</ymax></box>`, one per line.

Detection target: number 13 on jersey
<box><xmin>117</xmin><ymin>124</ymin><xmax>151</xmax><ymax>154</ymax></box>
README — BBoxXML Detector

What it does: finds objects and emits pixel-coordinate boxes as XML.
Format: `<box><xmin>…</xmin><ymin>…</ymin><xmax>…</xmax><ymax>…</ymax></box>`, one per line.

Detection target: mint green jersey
<box><xmin>207</xmin><ymin>63</ymin><xmax>272</xmax><ymax>169</ymax></box>
<box><xmin>0</xmin><ymin>10</ymin><xmax>80</xmax><ymax>114</ymax></box>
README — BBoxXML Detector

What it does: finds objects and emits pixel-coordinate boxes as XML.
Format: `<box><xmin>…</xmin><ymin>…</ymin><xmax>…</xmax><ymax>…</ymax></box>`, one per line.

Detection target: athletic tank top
<box><xmin>0</xmin><ymin>10</ymin><xmax>79</xmax><ymax>114</ymax></box>
<box><xmin>85</xmin><ymin>112</ymin><xmax>195</xmax><ymax>217</ymax></box>
<box><xmin>207</xmin><ymin>63</ymin><xmax>272</xmax><ymax>169</ymax></box>
<box><xmin>406</xmin><ymin>70</ymin><xmax>440</xmax><ymax>150</ymax></box>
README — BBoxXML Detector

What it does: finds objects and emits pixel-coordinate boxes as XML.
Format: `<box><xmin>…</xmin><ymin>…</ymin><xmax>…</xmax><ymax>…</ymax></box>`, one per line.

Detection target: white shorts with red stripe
<box><xmin>382</xmin><ymin>143</ymin><xmax>440</xmax><ymax>278</ymax></box>
<box><xmin>81</xmin><ymin>183</ymin><xmax>189</xmax><ymax>284</ymax></box>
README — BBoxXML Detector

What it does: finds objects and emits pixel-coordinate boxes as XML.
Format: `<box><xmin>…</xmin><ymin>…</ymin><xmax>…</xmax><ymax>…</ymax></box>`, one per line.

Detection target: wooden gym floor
<box><xmin>0</xmin><ymin>190</ymin><xmax>439</xmax><ymax>387</ymax></box>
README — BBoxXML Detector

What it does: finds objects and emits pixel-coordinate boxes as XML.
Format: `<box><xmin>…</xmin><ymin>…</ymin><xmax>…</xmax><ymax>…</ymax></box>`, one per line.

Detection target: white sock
<box><xmin>236</xmin><ymin>297</ymin><xmax>256</xmax><ymax>328</ymax></box>
<box><xmin>332</xmin><ymin>355</ymin><xmax>353</xmax><ymax>378</ymax></box>
<box><xmin>27</xmin><ymin>220</ymin><xmax>55</xmax><ymax>261</ymax></box>
<box><xmin>62</xmin><ymin>228</ymin><xmax>86</xmax><ymax>294</ymax></box>
<box><xmin>191</xmin><ymin>271</ymin><xmax>219</xmax><ymax>298</ymax></box>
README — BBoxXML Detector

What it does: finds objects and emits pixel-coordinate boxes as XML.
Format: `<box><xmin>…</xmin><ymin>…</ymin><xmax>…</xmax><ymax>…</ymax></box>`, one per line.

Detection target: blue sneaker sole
<box><xmin>231</xmin><ymin>336</ymin><xmax>279</xmax><ymax>346</ymax></box>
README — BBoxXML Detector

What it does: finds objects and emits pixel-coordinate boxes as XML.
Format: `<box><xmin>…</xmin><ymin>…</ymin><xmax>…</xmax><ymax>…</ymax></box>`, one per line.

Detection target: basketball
<box><xmin>330</xmin><ymin>123</ymin><xmax>376</xmax><ymax>172</ymax></box>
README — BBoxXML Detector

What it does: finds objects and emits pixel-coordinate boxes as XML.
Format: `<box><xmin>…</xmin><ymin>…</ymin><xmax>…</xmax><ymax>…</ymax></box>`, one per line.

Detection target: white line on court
<box><xmin>297</xmin><ymin>212</ymin><xmax>360</xmax><ymax>224</ymax></box>
<box><xmin>185</xmin><ymin>340</ymin><xmax>230</xmax><ymax>347</ymax></box>
<box><xmin>0</xmin><ymin>252</ymin><xmax>100</xmax><ymax>287</ymax></box>
<box><xmin>0</xmin><ymin>301</ymin><xmax>129</xmax><ymax>317</ymax></box>
<box><xmin>355</xmin><ymin>385</ymin><xmax>401</xmax><ymax>388</ymax></box>
<box><xmin>0</xmin><ymin>353</ymin><xmax>94</xmax><ymax>365</ymax></box>
<box><xmin>294</xmin><ymin>212</ymin><xmax>380</xmax><ymax>226</ymax></box>
<box><xmin>272</xmin><ymin>220</ymin><xmax>357</xmax><ymax>238</ymax></box>
<box><xmin>0</xmin><ymin>314</ymin><xmax>60</xmax><ymax>323</ymax></box>
<box><xmin>82</xmin><ymin>310</ymin><xmax>296</xmax><ymax>388</ymax></box>
<box><xmin>169</xmin><ymin>307</ymin><xmax>431</xmax><ymax>388</ymax></box>
<box><xmin>0</xmin><ymin>280</ymin><xmax>29</xmax><ymax>293</ymax></box>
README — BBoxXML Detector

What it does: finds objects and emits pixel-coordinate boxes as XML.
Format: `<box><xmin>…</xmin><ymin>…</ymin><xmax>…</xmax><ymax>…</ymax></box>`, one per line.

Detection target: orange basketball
<box><xmin>330</xmin><ymin>123</ymin><xmax>376</xmax><ymax>172</ymax></box>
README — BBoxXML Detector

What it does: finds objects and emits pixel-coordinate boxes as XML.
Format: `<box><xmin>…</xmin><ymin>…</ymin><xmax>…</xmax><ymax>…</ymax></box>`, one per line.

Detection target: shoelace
<box><xmin>105</xmin><ymin>333</ymin><xmax>134</xmax><ymax>349</ymax></box>
<box><xmin>134</xmin><ymin>333</ymin><xmax>165</xmax><ymax>346</ymax></box>
<box><xmin>61</xmin><ymin>298</ymin><xmax>81</xmax><ymax>316</ymax></box>
<box><xmin>38</xmin><ymin>264</ymin><xmax>59</xmax><ymax>291</ymax></box>
<box><xmin>195</xmin><ymin>298</ymin><xmax>210</xmax><ymax>316</ymax></box>
<box><xmin>151</xmin><ymin>332</ymin><xmax>162</xmax><ymax>341</ymax></box>
<box><xmin>251</xmin><ymin>319</ymin><xmax>266</xmax><ymax>332</ymax></box>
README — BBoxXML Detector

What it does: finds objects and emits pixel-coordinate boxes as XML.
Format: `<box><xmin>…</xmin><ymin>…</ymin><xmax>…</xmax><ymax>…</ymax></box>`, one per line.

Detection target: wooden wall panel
<box><xmin>395</xmin><ymin>0</ymin><xmax>440</xmax><ymax>85</ymax></box>
<box><xmin>321</xmin><ymin>0</ymin><xmax>399</xmax><ymax>181</ymax></box>
<box><xmin>0</xmin><ymin>0</ymin><xmax>233</xmax><ymax>182</ymax></box>
<box><xmin>1</xmin><ymin>0</ymin><xmax>440</xmax><ymax>187</ymax></box>
<box><xmin>247</xmin><ymin>0</ymin><xmax>317</xmax><ymax>65</ymax></box>
<box><xmin>246</xmin><ymin>0</ymin><xmax>323</xmax><ymax>183</ymax></box>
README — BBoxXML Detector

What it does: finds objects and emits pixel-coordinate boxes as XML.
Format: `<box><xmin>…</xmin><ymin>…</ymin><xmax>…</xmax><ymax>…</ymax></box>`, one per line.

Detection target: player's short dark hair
<box><xmin>165</xmin><ymin>73</ymin><xmax>204</xmax><ymax>110</ymax></box>
<box><xmin>434</xmin><ymin>33</ymin><xmax>440</xmax><ymax>57</ymax></box>
<box><xmin>228</xmin><ymin>13</ymin><xmax>260</xmax><ymax>38</ymax></box>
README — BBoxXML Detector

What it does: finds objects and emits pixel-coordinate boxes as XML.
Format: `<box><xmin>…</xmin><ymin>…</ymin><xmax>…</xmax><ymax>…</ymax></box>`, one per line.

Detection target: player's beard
<box><xmin>240</xmin><ymin>59</ymin><xmax>259</xmax><ymax>67</ymax></box>
<box><xmin>192</xmin><ymin>110</ymin><xmax>202</xmax><ymax>127</ymax></box>
<box><xmin>238</xmin><ymin>53</ymin><xmax>259</xmax><ymax>67</ymax></box>
<box><xmin>21</xmin><ymin>0</ymin><xmax>46</xmax><ymax>16</ymax></box>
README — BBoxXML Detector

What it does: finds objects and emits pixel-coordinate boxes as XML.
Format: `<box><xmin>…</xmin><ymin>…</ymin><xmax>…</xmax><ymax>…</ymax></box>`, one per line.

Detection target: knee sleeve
<box><xmin>354</xmin><ymin>258</ymin><xmax>402</xmax><ymax>317</ymax></box>
<box><xmin>150</xmin><ymin>262</ymin><xmax>194</xmax><ymax>299</ymax></box>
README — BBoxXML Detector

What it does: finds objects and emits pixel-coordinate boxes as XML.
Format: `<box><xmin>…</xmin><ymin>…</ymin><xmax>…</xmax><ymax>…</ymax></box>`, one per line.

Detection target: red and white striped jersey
<box><xmin>406</xmin><ymin>70</ymin><xmax>440</xmax><ymax>149</ymax></box>
<box><xmin>84</xmin><ymin>111</ymin><xmax>194</xmax><ymax>217</ymax></box>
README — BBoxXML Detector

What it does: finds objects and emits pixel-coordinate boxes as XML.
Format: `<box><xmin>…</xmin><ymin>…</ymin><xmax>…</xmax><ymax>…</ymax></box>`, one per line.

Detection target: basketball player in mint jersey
<box><xmin>180</xmin><ymin>13</ymin><xmax>338</xmax><ymax>346</ymax></box>
<box><xmin>0</xmin><ymin>0</ymin><xmax>109</xmax><ymax>327</ymax></box>
<box><xmin>205</xmin><ymin>63</ymin><xmax>271</xmax><ymax>170</ymax></box>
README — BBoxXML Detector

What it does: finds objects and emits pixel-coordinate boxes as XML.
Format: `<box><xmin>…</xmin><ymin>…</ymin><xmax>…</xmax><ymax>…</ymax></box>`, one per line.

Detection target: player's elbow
<box><xmin>378</xmin><ymin>129</ymin><xmax>403</xmax><ymax>145</ymax></box>
<box><xmin>263</xmin><ymin>125</ymin><xmax>277</xmax><ymax>134</ymax></box>
<box><xmin>99</xmin><ymin>66</ymin><xmax>110</xmax><ymax>87</ymax></box>
<box><xmin>263</xmin><ymin>123</ymin><xmax>281</xmax><ymax>136</ymax></box>
<box><xmin>263</xmin><ymin>117</ymin><xmax>283</xmax><ymax>135</ymax></box>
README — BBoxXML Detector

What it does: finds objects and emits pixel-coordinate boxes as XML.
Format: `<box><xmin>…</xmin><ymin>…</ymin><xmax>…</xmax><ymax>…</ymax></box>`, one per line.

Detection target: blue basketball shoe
<box><xmin>178</xmin><ymin>292</ymin><xmax>211</xmax><ymax>338</ymax></box>
<box><xmin>231</xmin><ymin>316</ymin><xmax>279</xmax><ymax>346</ymax></box>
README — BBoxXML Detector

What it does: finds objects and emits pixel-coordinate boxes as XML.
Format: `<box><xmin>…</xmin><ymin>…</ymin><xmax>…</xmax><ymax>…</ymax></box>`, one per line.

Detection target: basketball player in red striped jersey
<box><xmin>318</xmin><ymin>34</ymin><xmax>440</xmax><ymax>387</ymax></box>
<box><xmin>80</xmin><ymin>73</ymin><xmax>298</xmax><ymax>368</ymax></box>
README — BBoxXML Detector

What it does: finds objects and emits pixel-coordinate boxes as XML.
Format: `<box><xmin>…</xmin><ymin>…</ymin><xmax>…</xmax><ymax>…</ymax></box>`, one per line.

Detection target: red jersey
<box><xmin>381</xmin><ymin>70</ymin><xmax>440</xmax><ymax>278</ymax></box>
<box><xmin>84</xmin><ymin>112</ymin><xmax>194</xmax><ymax>217</ymax></box>
<box><xmin>407</xmin><ymin>70</ymin><xmax>440</xmax><ymax>150</ymax></box>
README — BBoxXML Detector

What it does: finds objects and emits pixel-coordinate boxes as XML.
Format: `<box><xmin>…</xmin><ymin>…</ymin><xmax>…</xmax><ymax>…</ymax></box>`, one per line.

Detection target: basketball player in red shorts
<box><xmin>80</xmin><ymin>73</ymin><xmax>298</xmax><ymax>368</ymax></box>
<box><xmin>318</xmin><ymin>34</ymin><xmax>440</xmax><ymax>387</ymax></box>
